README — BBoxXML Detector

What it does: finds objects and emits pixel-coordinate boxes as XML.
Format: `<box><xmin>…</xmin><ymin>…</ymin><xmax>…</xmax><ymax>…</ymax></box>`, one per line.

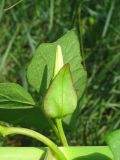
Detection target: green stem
<box><xmin>47</xmin><ymin>116</ymin><xmax>60</xmax><ymax>140</ymax></box>
<box><xmin>56</xmin><ymin>119</ymin><xmax>68</xmax><ymax>146</ymax></box>
<box><xmin>0</xmin><ymin>125</ymin><xmax>67</xmax><ymax>160</ymax></box>
<box><xmin>39</xmin><ymin>106</ymin><xmax>60</xmax><ymax>140</ymax></box>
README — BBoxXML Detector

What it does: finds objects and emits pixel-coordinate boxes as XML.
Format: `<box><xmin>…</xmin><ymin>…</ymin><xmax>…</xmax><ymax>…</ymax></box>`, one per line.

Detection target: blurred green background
<box><xmin>0</xmin><ymin>0</ymin><xmax>120</xmax><ymax>146</ymax></box>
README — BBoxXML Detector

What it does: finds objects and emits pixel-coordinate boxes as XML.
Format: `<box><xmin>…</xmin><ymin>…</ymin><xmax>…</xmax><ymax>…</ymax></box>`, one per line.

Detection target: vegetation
<box><xmin>0</xmin><ymin>0</ymin><xmax>120</xmax><ymax>147</ymax></box>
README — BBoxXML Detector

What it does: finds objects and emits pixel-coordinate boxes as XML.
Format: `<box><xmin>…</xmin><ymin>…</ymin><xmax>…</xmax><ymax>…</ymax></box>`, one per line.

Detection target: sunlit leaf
<box><xmin>0</xmin><ymin>83</ymin><xmax>35</xmax><ymax>109</ymax></box>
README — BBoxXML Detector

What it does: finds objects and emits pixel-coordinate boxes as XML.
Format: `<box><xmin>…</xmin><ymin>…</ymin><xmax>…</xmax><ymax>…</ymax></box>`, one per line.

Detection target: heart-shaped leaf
<box><xmin>105</xmin><ymin>130</ymin><xmax>120</xmax><ymax>160</ymax></box>
<box><xmin>44</xmin><ymin>64</ymin><xmax>77</xmax><ymax>118</ymax></box>
<box><xmin>0</xmin><ymin>83</ymin><xmax>35</xmax><ymax>109</ymax></box>
<box><xmin>27</xmin><ymin>29</ymin><xmax>87</xmax><ymax>99</ymax></box>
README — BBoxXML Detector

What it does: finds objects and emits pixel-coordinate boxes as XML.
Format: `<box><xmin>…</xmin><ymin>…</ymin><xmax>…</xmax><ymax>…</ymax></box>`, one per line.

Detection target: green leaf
<box><xmin>44</xmin><ymin>149</ymin><xmax>57</xmax><ymax>160</ymax></box>
<box><xmin>27</xmin><ymin>29</ymin><xmax>87</xmax><ymax>99</ymax></box>
<box><xmin>0</xmin><ymin>83</ymin><xmax>35</xmax><ymax>109</ymax></box>
<box><xmin>0</xmin><ymin>83</ymin><xmax>49</xmax><ymax>129</ymax></box>
<box><xmin>105</xmin><ymin>130</ymin><xmax>120</xmax><ymax>160</ymax></box>
<box><xmin>0</xmin><ymin>146</ymin><xmax>113</xmax><ymax>160</ymax></box>
<box><xmin>44</xmin><ymin>64</ymin><xmax>77</xmax><ymax>118</ymax></box>
<box><xmin>0</xmin><ymin>108</ymin><xmax>49</xmax><ymax>129</ymax></box>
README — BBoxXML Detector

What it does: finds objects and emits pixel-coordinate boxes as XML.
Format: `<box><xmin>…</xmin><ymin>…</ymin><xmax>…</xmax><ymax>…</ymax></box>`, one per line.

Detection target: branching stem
<box><xmin>0</xmin><ymin>125</ymin><xmax>67</xmax><ymax>160</ymax></box>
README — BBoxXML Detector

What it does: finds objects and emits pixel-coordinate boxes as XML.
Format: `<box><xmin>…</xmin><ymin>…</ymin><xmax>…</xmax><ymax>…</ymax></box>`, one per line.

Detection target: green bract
<box><xmin>0</xmin><ymin>83</ymin><xmax>35</xmax><ymax>109</ymax></box>
<box><xmin>44</xmin><ymin>64</ymin><xmax>77</xmax><ymax>118</ymax></box>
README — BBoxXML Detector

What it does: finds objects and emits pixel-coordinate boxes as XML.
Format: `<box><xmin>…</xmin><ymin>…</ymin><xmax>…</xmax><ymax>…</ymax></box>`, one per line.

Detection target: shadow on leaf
<box><xmin>72</xmin><ymin>153</ymin><xmax>112</xmax><ymax>160</ymax></box>
<box><xmin>39</xmin><ymin>65</ymin><xmax>48</xmax><ymax>97</ymax></box>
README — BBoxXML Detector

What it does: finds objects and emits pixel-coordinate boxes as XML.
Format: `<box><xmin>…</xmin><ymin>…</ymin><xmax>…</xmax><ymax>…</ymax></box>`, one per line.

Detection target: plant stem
<box><xmin>55</xmin><ymin>118</ymin><xmax>68</xmax><ymax>146</ymax></box>
<box><xmin>48</xmin><ymin>117</ymin><xmax>61</xmax><ymax>140</ymax></box>
<box><xmin>0</xmin><ymin>125</ymin><xmax>67</xmax><ymax>160</ymax></box>
<box><xmin>40</xmin><ymin>107</ymin><xmax>60</xmax><ymax>141</ymax></box>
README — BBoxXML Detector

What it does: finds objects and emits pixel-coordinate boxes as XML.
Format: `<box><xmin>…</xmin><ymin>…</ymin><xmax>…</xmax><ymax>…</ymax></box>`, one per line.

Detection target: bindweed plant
<box><xmin>0</xmin><ymin>29</ymin><xmax>119</xmax><ymax>160</ymax></box>
<box><xmin>0</xmin><ymin>29</ymin><xmax>87</xmax><ymax>160</ymax></box>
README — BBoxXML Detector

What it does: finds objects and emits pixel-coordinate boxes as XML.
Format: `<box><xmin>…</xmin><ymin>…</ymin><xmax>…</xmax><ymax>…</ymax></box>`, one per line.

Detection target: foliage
<box><xmin>0</xmin><ymin>29</ymin><xmax>87</xmax><ymax>159</ymax></box>
<box><xmin>27</xmin><ymin>29</ymin><xmax>87</xmax><ymax>99</ymax></box>
<box><xmin>0</xmin><ymin>0</ymin><xmax>120</xmax><ymax>146</ymax></box>
<box><xmin>106</xmin><ymin>130</ymin><xmax>120</xmax><ymax>160</ymax></box>
<box><xmin>0</xmin><ymin>83</ymin><xmax>35</xmax><ymax>109</ymax></box>
<box><xmin>0</xmin><ymin>29</ymin><xmax>86</xmax><ymax>130</ymax></box>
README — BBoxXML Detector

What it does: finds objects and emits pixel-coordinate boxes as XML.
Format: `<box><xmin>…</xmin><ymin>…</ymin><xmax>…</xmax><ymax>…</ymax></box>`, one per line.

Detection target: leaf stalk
<box><xmin>0</xmin><ymin>125</ymin><xmax>68</xmax><ymax>160</ymax></box>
